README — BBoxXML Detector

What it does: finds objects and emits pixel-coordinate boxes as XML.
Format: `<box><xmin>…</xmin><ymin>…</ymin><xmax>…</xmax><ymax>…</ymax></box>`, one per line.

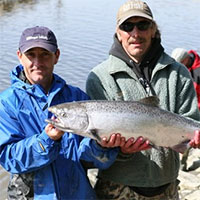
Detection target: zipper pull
<box><xmin>139</xmin><ymin>78</ymin><xmax>151</xmax><ymax>95</ymax></box>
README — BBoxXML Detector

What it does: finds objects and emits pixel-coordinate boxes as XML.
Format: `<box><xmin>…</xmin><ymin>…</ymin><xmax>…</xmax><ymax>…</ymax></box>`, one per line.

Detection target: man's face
<box><xmin>17</xmin><ymin>47</ymin><xmax>60</xmax><ymax>90</ymax></box>
<box><xmin>181</xmin><ymin>56</ymin><xmax>192</xmax><ymax>68</ymax></box>
<box><xmin>117</xmin><ymin>17</ymin><xmax>156</xmax><ymax>63</ymax></box>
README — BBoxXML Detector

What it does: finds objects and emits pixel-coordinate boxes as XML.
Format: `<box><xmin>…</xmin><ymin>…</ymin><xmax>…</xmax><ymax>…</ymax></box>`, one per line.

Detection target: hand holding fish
<box><xmin>189</xmin><ymin>130</ymin><xmax>200</xmax><ymax>148</ymax></box>
<box><xmin>120</xmin><ymin>136</ymin><xmax>151</xmax><ymax>154</ymax></box>
<box><xmin>45</xmin><ymin>123</ymin><xmax>65</xmax><ymax>141</ymax></box>
<box><xmin>98</xmin><ymin>133</ymin><xmax>126</xmax><ymax>148</ymax></box>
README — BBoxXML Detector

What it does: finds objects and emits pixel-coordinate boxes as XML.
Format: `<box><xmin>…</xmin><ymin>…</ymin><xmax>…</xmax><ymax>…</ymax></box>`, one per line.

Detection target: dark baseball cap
<box><xmin>19</xmin><ymin>26</ymin><xmax>58</xmax><ymax>53</ymax></box>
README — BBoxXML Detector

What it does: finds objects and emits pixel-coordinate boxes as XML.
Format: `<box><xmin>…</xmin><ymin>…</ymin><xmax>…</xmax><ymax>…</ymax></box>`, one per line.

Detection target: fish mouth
<box><xmin>45</xmin><ymin>118</ymin><xmax>67</xmax><ymax>132</ymax></box>
<box><xmin>45</xmin><ymin>116</ymin><xmax>61</xmax><ymax>126</ymax></box>
<box><xmin>45</xmin><ymin>118</ymin><xmax>58</xmax><ymax>125</ymax></box>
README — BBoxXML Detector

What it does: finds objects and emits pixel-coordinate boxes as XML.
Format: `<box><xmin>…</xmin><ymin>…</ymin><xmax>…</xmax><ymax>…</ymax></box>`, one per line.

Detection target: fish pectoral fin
<box><xmin>171</xmin><ymin>140</ymin><xmax>191</xmax><ymax>153</ymax></box>
<box><xmin>88</xmin><ymin>129</ymin><xmax>101</xmax><ymax>142</ymax></box>
<box><xmin>139</xmin><ymin>96</ymin><xmax>160</xmax><ymax>107</ymax></box>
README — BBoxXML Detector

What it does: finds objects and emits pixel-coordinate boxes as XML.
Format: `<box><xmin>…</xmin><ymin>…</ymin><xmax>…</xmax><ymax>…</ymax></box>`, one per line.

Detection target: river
<box><xmin>0</xmin><ymin>0</ymin><xmax>200</xmax><ymax>199</ymax></box>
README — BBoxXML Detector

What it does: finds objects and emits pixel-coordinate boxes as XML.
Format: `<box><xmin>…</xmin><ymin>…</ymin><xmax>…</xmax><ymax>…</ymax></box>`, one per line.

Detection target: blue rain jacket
<box><xmin>0</xmin><ymin>65</ymin><xmax>119</xmax><ymax>199</ymax></box>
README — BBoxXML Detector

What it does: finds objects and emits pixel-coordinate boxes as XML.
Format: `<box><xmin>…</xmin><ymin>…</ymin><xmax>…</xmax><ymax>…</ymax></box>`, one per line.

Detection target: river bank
<box><xmin>0</xmin><ymin>0</ymin><xmax>19</xmax><ymax>4</ymax></box>
<box><xmin>0</xmin><ymin>0</ymin><xmax>33</xmax><ymax>15</ymax></box>
<box><xmin>0</xmin><ymin>0</ymin><xmax>31</xmax><ymax>3</ymax></box>
<box><xmin>178</xmin><ymin>149</ymin><xmax>200</xmax><ymax>200</ymax></box>
<box><xmin>0</xmin><ymin>0</ymin><xmax>13</xmax><ymax>3</ymax></box>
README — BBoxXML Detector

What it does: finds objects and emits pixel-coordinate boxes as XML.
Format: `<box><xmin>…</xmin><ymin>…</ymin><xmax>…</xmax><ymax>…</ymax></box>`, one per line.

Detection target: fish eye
<box><xmin>60</xmin><ymin>112</ymin><xmax>67</xmax><ymax>117</ymax></box>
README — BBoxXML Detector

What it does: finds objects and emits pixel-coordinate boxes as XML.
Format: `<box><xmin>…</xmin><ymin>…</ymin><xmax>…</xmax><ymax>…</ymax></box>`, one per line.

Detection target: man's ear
<box><xmin>17</xmin><ymin>50</ymin><xmax>23</xmax><ymax>64</ymax></box>
<box><xmin>17</xmin><ymin>50</ymin><xmax>22</xmax><ymax>58</ymax></box>
<box><xmin>151</xmin><ymin>24</ymin><xmax>157</xmax><ymax>39</ymax></box>
<box><xmin>54</xmin><ymin>49</ymin><xmax>60</xmax><ymax>64</ymax></box>
<box><xmin>116</xmin><ymin>28</ymin><xmax>122</xmax><ymax>42</ymax></box>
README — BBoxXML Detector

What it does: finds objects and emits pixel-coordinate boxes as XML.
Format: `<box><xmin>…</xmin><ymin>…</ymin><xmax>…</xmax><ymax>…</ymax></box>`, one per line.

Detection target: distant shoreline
<box><xmin>0</xmin><ymin>0</ymin><xmax>32</xmax><ymax>5</ymax></box>
<box><xmin>0</xmin><ymin>0</ymin><xmax>15</xmax><ymax>3</ymax></box>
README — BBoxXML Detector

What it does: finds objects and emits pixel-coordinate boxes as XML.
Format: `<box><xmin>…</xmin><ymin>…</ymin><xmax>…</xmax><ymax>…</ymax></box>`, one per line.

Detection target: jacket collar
<box><xmin>11</xmin><ymin>64</ymin><xmax>66</xmax><ymax>98</ymax></box>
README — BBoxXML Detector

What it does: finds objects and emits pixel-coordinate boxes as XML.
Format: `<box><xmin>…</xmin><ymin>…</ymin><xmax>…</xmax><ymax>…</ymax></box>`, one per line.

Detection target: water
<box><xmin>0</xmin><ymin>0</ymin><xmax>200</xmax><ymax>199</ymax></box>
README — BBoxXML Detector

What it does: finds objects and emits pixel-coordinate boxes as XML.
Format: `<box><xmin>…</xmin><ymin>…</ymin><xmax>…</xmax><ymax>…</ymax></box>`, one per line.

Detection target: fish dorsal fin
<box><xmin>139</xmin><ymin>96</ymin><xmax>160</xmax><ymax>107</ymax></box>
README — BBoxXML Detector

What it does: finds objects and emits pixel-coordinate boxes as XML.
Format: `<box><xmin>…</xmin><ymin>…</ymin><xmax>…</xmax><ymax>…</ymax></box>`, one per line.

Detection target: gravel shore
<box><xmin>178</xmin><ymin>149</ymin><xmax>200</xmax><ymax>200</ymax></box>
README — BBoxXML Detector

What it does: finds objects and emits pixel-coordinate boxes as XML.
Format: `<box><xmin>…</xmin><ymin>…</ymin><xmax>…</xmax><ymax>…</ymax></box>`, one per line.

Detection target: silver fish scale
<box><xmin>83</xmin><ymin>100</ymin><xmax>154</xmax><ymax>114</ymax></box>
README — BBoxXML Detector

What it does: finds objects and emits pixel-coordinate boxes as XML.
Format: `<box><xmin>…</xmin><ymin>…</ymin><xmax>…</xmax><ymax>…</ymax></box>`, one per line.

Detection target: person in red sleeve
<box><xmin>171</xmin><ymin>48</ymin><xmax>200</xmax><ymax>109</ymax></box>
<box><xmin>171</xmin><ymin>48</ymin><xmax>200</xmax><ymax>171</ymax></box>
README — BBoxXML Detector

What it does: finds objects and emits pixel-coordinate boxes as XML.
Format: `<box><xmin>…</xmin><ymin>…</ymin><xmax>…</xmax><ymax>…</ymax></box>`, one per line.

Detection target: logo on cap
<box><xmin>26</xmin><ymin>35</ymin><xmax>48</xmax><ymax>41</ymax></box>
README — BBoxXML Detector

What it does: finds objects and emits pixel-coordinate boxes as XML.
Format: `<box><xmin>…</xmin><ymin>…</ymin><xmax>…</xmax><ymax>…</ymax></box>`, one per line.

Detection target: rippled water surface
<box><xmin>0</xmin><ymin>0</ymin><xmax>200</xmax><ymax>199</ymax></box>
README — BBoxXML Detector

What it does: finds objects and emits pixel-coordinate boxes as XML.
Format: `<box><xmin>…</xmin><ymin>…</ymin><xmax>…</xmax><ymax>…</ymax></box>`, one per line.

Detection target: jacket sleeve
<box><xmin>78</xmin><ymin>138</ymin><xmax>119</xmax><ymax>169</ymax></box>
<box><xmin>0</xmin><ymin>100</ymin><xmax>61</xmax><ymax>174</ymax></box>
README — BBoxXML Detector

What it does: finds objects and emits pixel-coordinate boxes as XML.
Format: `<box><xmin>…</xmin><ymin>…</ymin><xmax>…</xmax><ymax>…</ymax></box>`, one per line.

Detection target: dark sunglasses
<box><xmin>119</xmin><ymin>20</ymin><xmax>152</xmax><ymax>32</ymax></box>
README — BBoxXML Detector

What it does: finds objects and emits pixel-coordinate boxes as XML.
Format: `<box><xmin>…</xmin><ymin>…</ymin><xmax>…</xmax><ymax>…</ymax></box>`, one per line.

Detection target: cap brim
<box><xmin>20</xmin><ymin>41</ymin><xmax>57</xmax><ymax>53</ymax></box>
<box><xmin>117</xmin><ymin>11</ymin><xmax>153</xmax><ymax>26</ymax></box>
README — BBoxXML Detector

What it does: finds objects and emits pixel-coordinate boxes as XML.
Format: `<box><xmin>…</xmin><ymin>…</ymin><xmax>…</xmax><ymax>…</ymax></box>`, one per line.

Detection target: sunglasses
<box><xmin>119</xmin><ymin>20</ymin><xmax>152</xmax><ymax>32</ymax></box>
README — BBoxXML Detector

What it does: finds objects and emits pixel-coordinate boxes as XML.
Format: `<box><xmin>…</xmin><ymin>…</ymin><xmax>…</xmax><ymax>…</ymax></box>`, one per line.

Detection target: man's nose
<box><xmin>130</xmin><ymin>26</ymin><xmax>140</xmax><ymax>37</ymax></box>
<box><xmin>33</xmin><ymin>56</ymin><xmax>43</xmax><ymax>66</ymax></box>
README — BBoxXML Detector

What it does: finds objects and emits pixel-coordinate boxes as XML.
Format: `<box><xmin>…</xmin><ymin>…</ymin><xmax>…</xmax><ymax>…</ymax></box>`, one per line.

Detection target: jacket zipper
<box><xmin>139</xmin><ymin>77</ymin><xmax>151</xmax><ymax>95</ymax></box>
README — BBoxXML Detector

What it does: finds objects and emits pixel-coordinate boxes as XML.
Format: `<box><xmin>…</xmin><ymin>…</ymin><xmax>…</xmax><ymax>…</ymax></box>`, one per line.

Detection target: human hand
<box><xmin>45</xmin><ymin>123</ymin><xmax>65</xmax><ymax>141</ymax></box>
<box><xmin>98</xmin><ymin>133</ymin><xmax>126</xmax><ymax>148</ymax></box>
<box><xmin>120</xmin><ymin>136</ymin><xmax>151</xmax><ymax>154</ymax></box>
<box><xmin>189</xmin><ymin>130</ymin><xmax>200</xmax><ymax>148</ymax></box>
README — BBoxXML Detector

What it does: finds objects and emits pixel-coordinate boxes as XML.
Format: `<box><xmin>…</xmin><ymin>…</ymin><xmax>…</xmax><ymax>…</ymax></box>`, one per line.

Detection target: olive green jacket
<box><xmin>86</xmin><ymin>52</ymin><xmax>200</xmax><ymax>187</ymax></box>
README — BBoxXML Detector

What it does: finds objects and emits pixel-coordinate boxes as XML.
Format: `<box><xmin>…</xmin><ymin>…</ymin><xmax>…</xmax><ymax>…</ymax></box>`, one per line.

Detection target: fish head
<box><xmin>47</xmin><ymin>103</ymin><xmax>89</xmax><ymax>134</ymax></box>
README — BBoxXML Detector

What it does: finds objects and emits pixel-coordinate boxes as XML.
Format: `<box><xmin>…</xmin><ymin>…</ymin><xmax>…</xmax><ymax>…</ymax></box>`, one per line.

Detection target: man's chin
<box><xmin>32</xmin><ymin>76</ymin><xmax>44</xmax><ymax>83</ymax></box>
<box><xmin>130</xmin><ymin>50</ymin><xmax>144</xmax><ymax>56</ymax></box>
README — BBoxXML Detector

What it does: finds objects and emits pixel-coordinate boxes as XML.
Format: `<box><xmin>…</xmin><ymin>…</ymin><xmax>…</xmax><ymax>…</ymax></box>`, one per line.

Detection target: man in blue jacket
<box><xmin>0</xmin><ymin>26</ymin><xmax>123</xmax><ymax>199</ymax></box>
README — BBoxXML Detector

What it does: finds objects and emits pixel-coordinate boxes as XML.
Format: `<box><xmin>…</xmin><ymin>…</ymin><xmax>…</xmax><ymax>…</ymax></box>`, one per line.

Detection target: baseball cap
<box><xmin>19</xmin><ymin>26</ymin><xmax>58</xmax><ymax>53</ymax></box>
<box><xmin>117</xmin><ymin>0</ymin><xmax>153</xmax><ymax>26</ymax></box>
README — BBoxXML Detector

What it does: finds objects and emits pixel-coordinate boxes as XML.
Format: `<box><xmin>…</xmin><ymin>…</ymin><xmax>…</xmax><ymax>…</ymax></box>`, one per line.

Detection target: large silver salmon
<box><xmin>46</xmin><ymin>97</ymin><xmax>200</xmax><ymax>151</ymax></box>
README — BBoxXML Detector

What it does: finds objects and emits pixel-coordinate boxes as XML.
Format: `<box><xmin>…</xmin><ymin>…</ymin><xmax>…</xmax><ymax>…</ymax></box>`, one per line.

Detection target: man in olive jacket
<box><xmin>86</xmin><ymin>0</ymin><xmax>200</xmax><ymax>199</ymax></box>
